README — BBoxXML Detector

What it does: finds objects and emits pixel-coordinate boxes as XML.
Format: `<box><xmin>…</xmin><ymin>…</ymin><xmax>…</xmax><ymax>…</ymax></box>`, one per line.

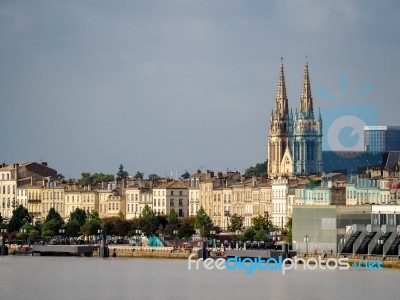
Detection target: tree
<box><xmin>228</xmin><ymin>213</ymin><xmax>244</xmax><ymax>232</ymax></box>
<box><xmin>240</xmin><ymin>228</ymin><xmax>257</xmax><ymax>242</ymax></box>
<box><xmin>148</xmin><ymin>174</ymin><xmax>160</xmax><ymax>180</ymax></box>
<box><xmin>114</xmin><ymin>219</ymin><xmax>131</xmax><ymax>237</ymax></box>
<box><xmin>194</xmin><ymin>207</ymin><xmax>213</xmax><ymax>237</ymax></box>
<box><xmin>117</xmin><ymin>164</ymin><xmax>129</xmax><ymax>180</ymax></box>
<box><xmin>42</xmin><ymin>208</ymin><xmax>64</xmax><ymax>237</ymax></box>
<box><xmin>134</xmin><ymin>171</ymin><xmax>144</xmax><ymax>180</ymax></box>
<box><xmin>78</xmin><ymin>172</ymin><xmax>115</xmax><ymax>186</ymax></box>
<box><xmin>70</xmin><ymin>208</ymin><xmax>87</xmax><ymax>226</ymax></box>
<box><xmin>178</xmin><ymin>217</ymin><xmax>195</xmax><ymax>240</ymax></box>
<box><xmin>167</xmin><ymin>210</ymin><xmax>179</xmax><ymax>224</ymax></box>
<box><xmin>0</xmin><ymin>213</ymin><xmax>3</xmax><ymax>225</ymax></box>
<box><xmin>163</xmin><ymin>210</ymin><xmax>180</xmax><ymax>236</ymax></box>
<box><xmin>180</xmin><ymin>171</ymin><xmax>190</xmax><ymax>179</ymax></box>
<box><xmin>284</xmin><ymin>217</ymin><xmax>292</xmax><ymax>244</ymax></box>
<box><xmin>7</xmin><ymin>205</ymin><xmax>32</xmax><ymax>232</ymax></box>
<box><xmin>139</xmin><ymin>205</ymin><xmax>157</xmax><ymax>236</ymax></box>
<box><xmin>251</xmin><ymin>215</ymin><xmax>266</xmax><ymax>231</ymax></box>
<box><xmin>244</xmin><ymin>161</ymin><xmax>267</xmax><ymax>177</ymax></box>
<box><xmin>81</xmin><ymin>211</ymin><xmax>101</xmax><ymax>236</ymax></box>
<box><xmin>64</xmin><ymin>220</ymin><xmax>81</xmax><ymax>237</ymax></box>
<box><xmin>78</xmin><ymin>172</ymin><xmax>92</xmax><ymax>186</ymax></box>
<box><xmin>91</xmin><ymin>173</ymin><xmax>114</xmax><ymax>185</ymax></box>
<box><xmin>55</xmin><ymin>173</ymin><xmax>65</xmax><ymax>180</ymax></box>
<box><xmin>45</xmin><ymin>208</ymin><xmax>62</xmax><ymax>223</ymax></box>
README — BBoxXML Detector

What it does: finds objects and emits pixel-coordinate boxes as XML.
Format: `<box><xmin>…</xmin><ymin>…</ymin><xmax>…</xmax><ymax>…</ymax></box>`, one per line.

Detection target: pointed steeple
<box><xmin>275</xmin><ymin>57</ymin><xmax>288</xmax><ymax>119</ymax></box>
<box><xmin>300</xmin><ymin>59</ymin><xmax>313</xmax><ymax>115</ymax></box>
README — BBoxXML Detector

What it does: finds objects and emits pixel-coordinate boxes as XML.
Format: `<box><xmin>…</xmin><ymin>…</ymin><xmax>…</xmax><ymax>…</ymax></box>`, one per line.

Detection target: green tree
<box><xmin>148</xmin><ymin>174</ymin><xmax>160</xmax><ymax>180</ymax></box>
<box><xmin>78</xmin><ymin>172</ymin><xmax>92</xmax><ymax>186</ymax></box>
<box><xmin>42</xmin><ymin>208</ymin><xmax>64</xmax><ymax>237</ymax></box>
<box><xmin>81</xmin><ymin>211</ymin><xmax>101</xmax><ymax>236</ymax></box>
<box><xmin>64</xmin><ymin>220</ymin><xmax>81</xmax><ymax>237</ymax></box>
<box><xmin>228</xmin><ymin>213</ymin><xmax>244</xmax><ymax>232</ymax></box>
<box><xmin>167</xmin><ymin>210</ymin><xmax>179</xmax><ymax>224</ymax></box>
<box><xmin>244</xmin><ymin>161</ymin><xmax>267</xmax><ymax>177</ymax></box>
<box><xmin>284</xmin><ymin>217</ymin><xmax>292</xmax><ymax>244</ymax></box>
<box><xmin>139</xmin><ymin>205</ymin><xmax>157</xmax><ymax>236</ymax></box>
<box><xmin>117</xmin><ymin>211</ymin><xmax>125</xmax><ymax>220</ymax></box>
<box><xmin>240</xmin><ymin>228</ymin><xmax>257</xmax><ymax>242</ymax></box>
<box><xmin>194</xmin><ymin>207</ymin><xmax>213</xmax><ymax>237</ymax></box>
<box><xmin>178</xmin><ymin>217</ymin><xmax>195</xmax><ymax>240</ymax></box>
<box><xmin>163</xmin><ymin>210</ymin><xmax>180</xmax><ymax>236</ymax></box>
<box><xmin>7</xmin><ymin>205</ymin><xmax>32</xmax><ymax>232</ymax></box>
<box><xmin>251</xmin><ymin>215</ymin><xmax>266</xmax><ymax>231</ymax></box>
<box><xmin>114</xmin><ymin>219</ymin><xmax>131</xmax><ymax>237</ymax></box>
<box><xmin>55</xmin><ymin>173</ymin><xmax>65</xmax><ymax>180</ymax></box>
<box><xmin>180</xmin><ymin>171</ymin><xmax>190</xmax><ymax>179</ymax></box>
<box><xmin>45</xmin><ymin>208</ymin><xmax>62</xmax><ymax>223</ymax></box>
<box><xmin>134</xmin><ymin>171</ymin><xmax>144</xmax><ymax>180</ymax></box>
<box><xmin>70</xmin><ymin>208</ymin><xmax>87</xmax><ymax>226</ymax></box>
<box><xmin>117</xmin><ymin>164</ymin><xmax>129</xmax><ymax>180</ymax></box>
<box><xmin>91</xmin><ymin>173</ymin><xmax>114</xmax><ymax>185</ymax></box>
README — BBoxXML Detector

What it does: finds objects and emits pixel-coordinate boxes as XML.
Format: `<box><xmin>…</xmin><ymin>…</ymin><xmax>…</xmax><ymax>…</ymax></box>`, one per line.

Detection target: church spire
<box><xmin>300</xmin><ymin>59</ymin><xmax>313</xmax><ymax>115</ymax></box>
<box><xmin>275</xmin><ymin>57</ymin><xmax>288</xmax><ymax>119</ymax></box>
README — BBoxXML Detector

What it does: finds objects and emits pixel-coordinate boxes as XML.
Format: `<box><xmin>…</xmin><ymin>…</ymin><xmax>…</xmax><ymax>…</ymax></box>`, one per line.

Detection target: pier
<box><xmin>31</xmin><ymin>245</ymin><xmax>98</xmax><ymax>256</ymax></box>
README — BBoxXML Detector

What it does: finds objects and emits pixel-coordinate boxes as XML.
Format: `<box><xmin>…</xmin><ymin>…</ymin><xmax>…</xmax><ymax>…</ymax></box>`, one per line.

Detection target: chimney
<box><xmin>41</xmin><ymin>162</ymin><xmax>48</xmax><ymax>167</ymax></box>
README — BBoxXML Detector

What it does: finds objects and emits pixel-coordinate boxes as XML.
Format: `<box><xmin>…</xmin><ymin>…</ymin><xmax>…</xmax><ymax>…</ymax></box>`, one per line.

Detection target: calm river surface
<box><xmin>0</xmin><ymin>256</ymin><xmax>398</xmax><ymax>300</ymax></box>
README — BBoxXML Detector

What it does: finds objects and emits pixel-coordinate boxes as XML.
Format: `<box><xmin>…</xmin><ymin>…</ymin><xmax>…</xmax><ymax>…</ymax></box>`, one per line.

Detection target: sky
<box><xmin>1</xmin><ymin>0</ymin><xmax>400</xmax><ymax>179</ymax></box>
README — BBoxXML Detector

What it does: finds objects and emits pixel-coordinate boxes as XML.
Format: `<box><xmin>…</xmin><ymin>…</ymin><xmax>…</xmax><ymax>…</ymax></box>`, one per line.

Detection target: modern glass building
<box><xmin>364</xmin><ymin>126</ymin><xmax>400</xmax><ymax>151</ymax></box>
<box><xmin>292</xmin><ymin>205</ymin><xmax>400</xmax><ymax>254</ymax></box>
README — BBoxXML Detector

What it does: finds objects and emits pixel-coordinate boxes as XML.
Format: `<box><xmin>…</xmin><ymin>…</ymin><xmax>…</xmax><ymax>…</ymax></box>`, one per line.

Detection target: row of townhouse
<box><xmin>16</xmin><ymin>179</ymin><xmax>190</xmax><ymax>222</ymax></box>
<box><xmin>4</xmin><ymin>162</ymin><xmax>400</xmax><ymax>229</ymax></box>
<box><xmin>1</xmin><ymin>162</ymin><xmax>191</xmax><ymax>222</ymax></box>
<box><xmin>188</xmin><ymin>170</ymin><xmax>400</xmax><ymax>230</ymax></box>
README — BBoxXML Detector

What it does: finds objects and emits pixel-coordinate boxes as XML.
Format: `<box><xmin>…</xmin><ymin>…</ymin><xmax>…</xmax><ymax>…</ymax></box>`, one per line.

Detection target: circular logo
<box><xmin>327</xmin><ymin>115</ymin><xmax>366</xmax><ymax>151</ymax></box>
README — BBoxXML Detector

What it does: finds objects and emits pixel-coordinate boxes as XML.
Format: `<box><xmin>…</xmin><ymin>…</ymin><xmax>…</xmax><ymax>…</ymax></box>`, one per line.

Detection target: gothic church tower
<box><xmin>268</xmin><ymin>60</ymin><xmax>294</xmax><ymax>177</ymax></box>
<box><xmin>267</xmin><ymin>59</ymin><xmax>322</xmax><ymax>178</ymax></box>
<box><xmin>292</xmin><ymin>60</ymin><xmax>323</xmax><ymax>174</ymax></box>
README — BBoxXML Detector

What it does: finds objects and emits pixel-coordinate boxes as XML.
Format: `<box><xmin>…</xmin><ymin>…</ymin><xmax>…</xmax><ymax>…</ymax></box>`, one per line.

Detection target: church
<box><xmin>268</xmin><ymin>59</ymin><xmax>323</xmax><ymax>177</ymax></box>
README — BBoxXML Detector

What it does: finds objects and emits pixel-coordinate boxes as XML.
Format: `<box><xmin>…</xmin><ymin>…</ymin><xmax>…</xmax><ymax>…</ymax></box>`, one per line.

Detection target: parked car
<box><xmin>48</xmin><ymin>235</ymin><xmax>69</xmax><ymax>245</ymax></box>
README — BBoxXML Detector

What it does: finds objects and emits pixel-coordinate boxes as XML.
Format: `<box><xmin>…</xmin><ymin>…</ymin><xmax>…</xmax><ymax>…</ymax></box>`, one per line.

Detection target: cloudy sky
<box><xmin>1</xmin><ymin>0</ymin><xmax>399</xmax><ymax>179</ymax></box>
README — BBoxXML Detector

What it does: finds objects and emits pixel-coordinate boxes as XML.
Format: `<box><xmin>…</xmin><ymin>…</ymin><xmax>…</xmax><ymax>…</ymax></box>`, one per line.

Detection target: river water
<box><xmin>0</xmin><ymin>256</ymin><xmax>398</xmax><ymax>300</ymax></box>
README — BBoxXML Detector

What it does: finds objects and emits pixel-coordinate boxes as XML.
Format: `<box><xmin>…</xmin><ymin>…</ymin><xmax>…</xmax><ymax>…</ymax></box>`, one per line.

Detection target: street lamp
<box><xmin>224</xmin><ymin>211</ymin><xmax>230</xmax><ymax>231</ymax></box>
<box><xmin>135</xmin><ymin>229</ymin><xmax>141</xmax><ymax>246</ymax></box>
<box><xmin>304</xmin><ymin>234</ymin><xmax>310</xmax><ymax>254</ymax></box>
<box><xmin>98</xmin><ymin>229</ymin><xmax>103</xmax><ymax>244</ymax></box>
<box><xmin>235</xmin><ymin>229</ymin><xmax>240</xmax><ymax>250</ymax></box>
<box><xmin>20</xmin><ymin>228</ymin><xmax>28</xmax><ymax>247</ymax></box>
<box><xmin>59</xmin><ymin>228</ymin><xmax>65</xmax><ymax>245</ymax></box>
<box><xmin>210</xmin><ymin>230</ymin><xmax>216</xmax><ymax>248</ymax></box>
<box><xmin>173</xmin><ymin>229</ymin><xmax>178</xmax><ymax>248</ymax></box>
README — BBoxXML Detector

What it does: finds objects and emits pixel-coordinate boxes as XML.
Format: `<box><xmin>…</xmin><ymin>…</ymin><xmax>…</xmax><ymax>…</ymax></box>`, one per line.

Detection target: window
<box><xmin>179</xmin><ymin>209</ymin><xmax>183</xmax><ymax>217</ymax></box>
<box><xmin>179</xmin><ymin>191</ymin><xmax>182</xmax><ymax>196</ymax></box>
<box><xmin>171</xmin><ymin>191</ymin><xmax>174</xmax><ymax>196</ymax></box>
<box><xmin>179</xmin><ymin>199</ymin><xmax>183</xmax><ymax>206</ymax></box>
<box><xmin>170</xmin><ymin>199</ymin><xmax>174</xmax><ymax>207</ymax></box>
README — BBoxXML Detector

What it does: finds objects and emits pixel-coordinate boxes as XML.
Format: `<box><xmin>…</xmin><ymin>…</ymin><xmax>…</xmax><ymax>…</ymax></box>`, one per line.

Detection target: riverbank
<box><xmin>106</xmin><ymin>245</ymin><xmax>192</xmax><ymax>259</ymax></box>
